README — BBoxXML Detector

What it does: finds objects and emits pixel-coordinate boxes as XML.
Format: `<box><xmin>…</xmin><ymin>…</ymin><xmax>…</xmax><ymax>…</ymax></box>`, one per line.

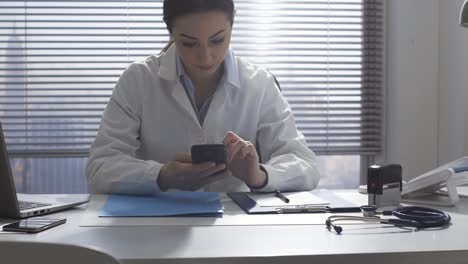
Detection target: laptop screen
<box><xmin>0</xmin><ymin>120</ymin><xmax>21</xmax><ymax>218</ymax></box>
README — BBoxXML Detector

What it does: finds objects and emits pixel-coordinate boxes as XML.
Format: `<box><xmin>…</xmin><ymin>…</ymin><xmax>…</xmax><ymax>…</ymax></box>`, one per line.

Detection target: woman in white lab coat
<box><xmin>86</xmin><ymin>0</ymin><xmax>320</xmax><ymax>195</ymax></box>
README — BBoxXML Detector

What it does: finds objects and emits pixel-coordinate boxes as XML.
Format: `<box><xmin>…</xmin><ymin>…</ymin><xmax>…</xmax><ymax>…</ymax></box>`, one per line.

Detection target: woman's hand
<box><xmin>223</xmin><ymin>131</ymin><xmax>267</xmax><ymax>188</ymax></box>
<box><xmin>157</xmin><ymin>153</ymin><xmax>227</xmax><ymax>191</ymax></box>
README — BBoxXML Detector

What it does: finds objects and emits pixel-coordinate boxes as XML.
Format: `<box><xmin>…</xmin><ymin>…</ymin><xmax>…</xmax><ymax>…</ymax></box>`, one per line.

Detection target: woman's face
<box><xmin>171</xmin><ymin>11</ymin><xmax>232</xmax><ymax>81</ymax></box>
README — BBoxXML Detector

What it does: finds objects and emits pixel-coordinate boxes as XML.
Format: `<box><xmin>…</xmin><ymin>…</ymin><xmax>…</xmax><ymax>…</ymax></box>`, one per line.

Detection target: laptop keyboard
<box><xmin>19</xmin><ymin>201</ymin><xmax>51</xmax><ymax>210</ymax></box>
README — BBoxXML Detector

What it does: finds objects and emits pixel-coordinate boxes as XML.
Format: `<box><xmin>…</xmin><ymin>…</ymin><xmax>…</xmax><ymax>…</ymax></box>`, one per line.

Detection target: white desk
<box><xmin>1</xmin><ymin>191</ymin><xmax>468</xmax><ymax>264</ymax></box>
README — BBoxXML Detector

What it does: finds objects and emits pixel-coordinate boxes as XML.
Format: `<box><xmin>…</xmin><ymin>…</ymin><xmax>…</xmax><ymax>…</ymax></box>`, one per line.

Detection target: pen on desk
<box><xmin>274</xmin><ymin>190</ymin><xmax>290</xmax><ymax>203</ymax></box>
<box><xmin>277</xmin><ymin>207</ymin><xmax>327</xmax><ymax>214</ymax></box>
<box><xmin>277</xmin><ymin>206</ymin><xmax>361</xmax><ymax>214</ymax></box>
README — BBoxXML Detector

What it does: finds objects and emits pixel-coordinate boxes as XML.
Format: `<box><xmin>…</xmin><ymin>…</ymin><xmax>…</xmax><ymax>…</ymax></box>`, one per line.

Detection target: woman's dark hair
<box><xmin>163</xmin><ymin>0</ymin><xmax>235</xmax><ymax>34</ymax></box>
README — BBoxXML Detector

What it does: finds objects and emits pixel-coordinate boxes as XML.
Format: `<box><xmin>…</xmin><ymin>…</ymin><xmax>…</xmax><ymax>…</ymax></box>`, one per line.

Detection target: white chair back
<box><xmin>0</xmin><ymin>241</ymin><xmax>120</xmax><ymax>264</ymax></box>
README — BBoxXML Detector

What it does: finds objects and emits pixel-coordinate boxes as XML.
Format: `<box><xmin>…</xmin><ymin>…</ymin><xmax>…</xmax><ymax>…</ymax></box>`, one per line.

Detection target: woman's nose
<box><xmin>197</xmin><ymin>45</ymin><xmax>212</xmax><ymax>63</ymax></box>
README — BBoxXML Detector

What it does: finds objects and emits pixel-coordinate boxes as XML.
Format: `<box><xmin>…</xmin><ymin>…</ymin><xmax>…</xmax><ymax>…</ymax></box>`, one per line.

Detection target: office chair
<box><xmin>0</xmin><ymin>241</ymin><xmax>120</xmax><ymax>264</ymax></box>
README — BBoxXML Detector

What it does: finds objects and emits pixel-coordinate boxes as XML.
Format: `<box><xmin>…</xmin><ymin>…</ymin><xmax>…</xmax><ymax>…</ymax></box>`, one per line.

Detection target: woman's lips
<box><xmin>197</xmin><ymin>64</ymin><xmax>215</xmax><ymax>71</ymax></box>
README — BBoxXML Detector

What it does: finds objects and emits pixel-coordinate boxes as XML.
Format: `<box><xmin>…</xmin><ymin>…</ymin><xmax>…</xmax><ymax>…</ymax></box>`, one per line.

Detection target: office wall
<box><xmin>438</xmin><ymin>0</ymin><xmax>468</xmax><ymax>164</ymax></box>
<box><xmin>386</xmin><ymin>0</ymin><xmax>468</xmax><ymax>180</ymax></box>
<box><xmin>386</xmin><ymin>0</ymin><xmax>440</xmax><ymax>180</ymax></box>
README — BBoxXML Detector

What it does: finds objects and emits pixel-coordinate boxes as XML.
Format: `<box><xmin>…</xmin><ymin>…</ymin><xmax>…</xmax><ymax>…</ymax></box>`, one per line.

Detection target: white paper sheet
<box><xmin>248</xmin><ymin>191</ymin><xmax>329</xmax><ymax>207</ymax></box>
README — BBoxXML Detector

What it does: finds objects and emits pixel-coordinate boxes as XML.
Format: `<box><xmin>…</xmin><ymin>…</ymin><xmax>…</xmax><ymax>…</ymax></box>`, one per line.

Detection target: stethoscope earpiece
<box><xmin>333</xmin><ymin>225</ymin><xmax>343</xmax><ymax>234</ymax></box>
<box><xmin>325</xmin><ymin>219</ymin><xmax>343</xmax><ymax>234</ymax></box>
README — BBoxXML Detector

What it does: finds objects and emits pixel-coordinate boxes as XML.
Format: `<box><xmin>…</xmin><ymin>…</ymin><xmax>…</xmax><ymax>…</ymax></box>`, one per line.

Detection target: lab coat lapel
<box><xmin>171</xmin><ymin>82</ymin><xmax>199</xmax><ymax>124</ymax></box>
<box><xmin>158</xmin><ymin>45</ymin><xmax>200</xmax><ymax>125</ymax></box>
<box><xmin>202</xmin><ymin>83</ymin><xmax>228</xmax><ymax>131</ymax></box>
<box><xmin>157</xmin><ymin>44</ymin><xmax>177</xmax><ymax>82</ymax></box>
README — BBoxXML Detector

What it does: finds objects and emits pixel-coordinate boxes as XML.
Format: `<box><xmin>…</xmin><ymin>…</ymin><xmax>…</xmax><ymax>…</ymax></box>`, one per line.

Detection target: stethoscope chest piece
<box><xmin>360</xmin><ymin>205</ymin><xmax>378</xmax><ymax>217</ymax></box>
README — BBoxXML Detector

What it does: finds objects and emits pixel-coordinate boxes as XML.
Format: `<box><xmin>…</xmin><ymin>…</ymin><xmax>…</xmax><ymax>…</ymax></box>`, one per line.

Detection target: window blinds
<box><xmin>0</xmin><ymin>0</ymin><xmax>383</xmax><ymax>157</ymax></box>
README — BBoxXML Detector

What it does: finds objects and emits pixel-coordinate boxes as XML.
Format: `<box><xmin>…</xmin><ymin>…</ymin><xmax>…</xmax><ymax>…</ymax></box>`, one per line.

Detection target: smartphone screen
<box><xmin>191</xmin><ymin>144</ymin><xmax>226</xmax><ymax>164</ymax></box>
<box><xmin>2</xmin><ymin>217</ymin><xmax>66</xmax><ymax>233</ymax></box>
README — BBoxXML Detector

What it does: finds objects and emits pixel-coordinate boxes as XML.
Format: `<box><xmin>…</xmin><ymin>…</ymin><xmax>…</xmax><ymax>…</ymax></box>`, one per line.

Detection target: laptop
<box><xmin>0</xmin><ymin>121</ymin><xmax>89</xmax><ymax>219</ymax></box>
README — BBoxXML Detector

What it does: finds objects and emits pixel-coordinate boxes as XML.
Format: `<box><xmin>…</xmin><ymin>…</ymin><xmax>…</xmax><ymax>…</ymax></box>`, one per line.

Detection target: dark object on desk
<box><xmin>367</xmin><ymin>164</ymin><xmax>402</xmax><ymax>208</ymax></box>
<box><xmin>3</xmin><ymin>217</ymin><xmax>66</xmax><ymax>233</ymax></box>
<box><xmin>191</xmin><ymin>144</ymin><xmax>226</xmax><ymax>164</ymax></box>
<box><xmin>274</xmin><ymin>190</ymin><xmax>290</xmax><ymax>203</ymax></box>
<box><xmin>228</xmin><ymin>191</ymin><xmax>361</xmax><ymax>214</ymax></box>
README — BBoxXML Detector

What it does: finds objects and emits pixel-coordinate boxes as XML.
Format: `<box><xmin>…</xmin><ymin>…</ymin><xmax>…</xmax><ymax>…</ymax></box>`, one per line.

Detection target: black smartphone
<box><xmin>2</xmin><ymin>217</ymin><xmax>66</xmax><ymax>233</ymax></box>
<box><xmin>191</xmin><ymin>144</ymin><xmax>226</xmax><ymax>164</ymax></box>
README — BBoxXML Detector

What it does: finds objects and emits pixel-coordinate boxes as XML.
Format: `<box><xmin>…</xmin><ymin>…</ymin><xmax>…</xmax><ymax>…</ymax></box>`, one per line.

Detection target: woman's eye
<box><xmin>182</xmin><ymin>42</ymin><xmax>197</xmax><ymax>48</ymax></box>
<box><xmin>211</xmin><ymin>38</ymin><xmax>225</xmax><ymax>45</ymax></box>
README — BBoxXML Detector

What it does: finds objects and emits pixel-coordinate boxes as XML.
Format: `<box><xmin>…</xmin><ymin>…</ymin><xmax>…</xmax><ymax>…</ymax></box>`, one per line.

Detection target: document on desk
<box><xmin>80</xmin><ymin>190</ymin><xmax>367</xmax><ymax>227</ymax></box>
<box><xmin>99</xmin><ymin>192</ymin><xmax>223</xmax><ymax>217</ymax></box>
<box><xmin>249</xmin><ymin>191</ymin><xmax>329</xmax><ymax>207</ymax></box>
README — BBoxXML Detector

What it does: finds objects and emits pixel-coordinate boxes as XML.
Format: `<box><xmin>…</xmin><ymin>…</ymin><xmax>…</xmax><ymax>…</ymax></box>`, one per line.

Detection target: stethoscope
<box><xmin>326</xmin><ymin>205</ymin><xmax>451</xmax><ymax>234</ymax></box>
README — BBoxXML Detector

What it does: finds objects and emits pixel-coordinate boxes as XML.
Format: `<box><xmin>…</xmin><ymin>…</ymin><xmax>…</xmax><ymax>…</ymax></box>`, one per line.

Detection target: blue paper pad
<box><xmin>99</xmin><ymin>192</ymin><xmax>223</xmax><ymax>217</ymax></box>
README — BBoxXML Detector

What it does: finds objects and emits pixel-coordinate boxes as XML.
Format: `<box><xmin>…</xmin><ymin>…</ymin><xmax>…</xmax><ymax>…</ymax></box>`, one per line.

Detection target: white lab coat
<box><xmin>86</xmin><ymin>45</ymin><xmax>320</xmax><ymax>195</ymax></box>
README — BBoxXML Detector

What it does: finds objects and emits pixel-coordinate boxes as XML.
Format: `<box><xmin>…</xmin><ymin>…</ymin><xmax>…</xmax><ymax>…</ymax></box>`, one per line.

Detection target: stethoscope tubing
<box><xmin>389</xmin><ymin>206</ymin><xmax>451</xmax><ymax>228</ymax></box>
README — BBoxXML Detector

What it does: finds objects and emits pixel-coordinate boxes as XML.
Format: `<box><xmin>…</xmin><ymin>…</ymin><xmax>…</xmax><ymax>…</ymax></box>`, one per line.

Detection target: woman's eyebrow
<box><xmin>179</xmin><ymin>29</ymin><xmax>225</xmax><ymax>40</ymax></box>
<box><xmin>179</xmin><ymin>33</ymin><xmax>197</xmax><ymax>40</ymax></box>
<box><xmin>208</xmin><ymin>30</ymin><xmax>225</xmax><ymax>39</ymax></box>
